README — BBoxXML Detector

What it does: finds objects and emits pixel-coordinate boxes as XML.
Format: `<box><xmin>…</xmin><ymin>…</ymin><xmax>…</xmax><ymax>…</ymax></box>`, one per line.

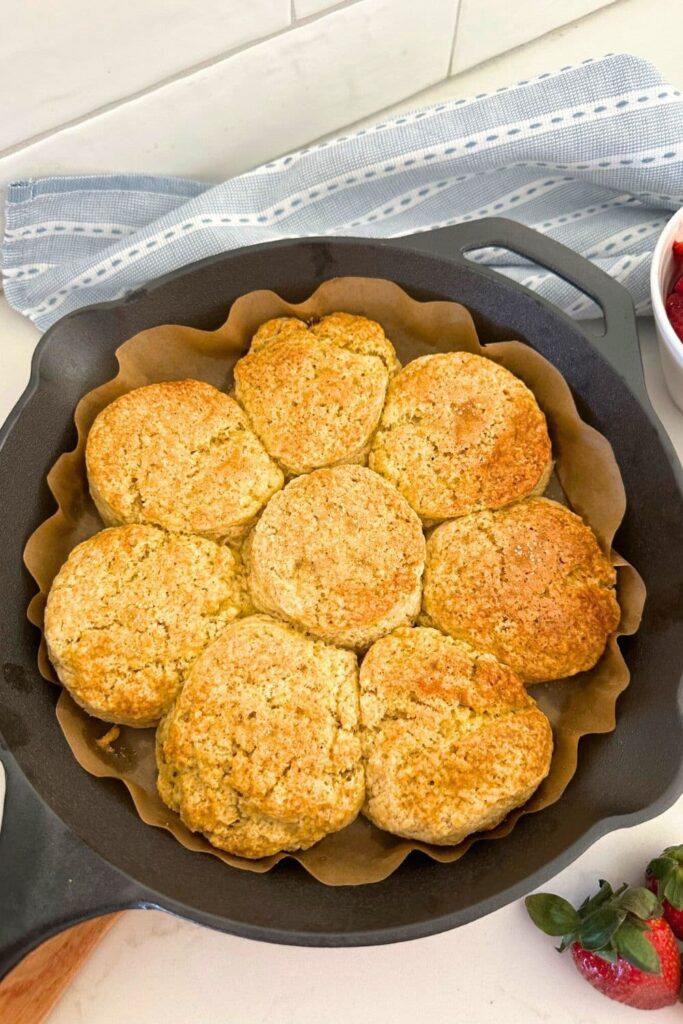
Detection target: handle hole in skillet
<box><xmin>462</xmin><ymin>245</ymin><xmax>606</xmax><ymax>338</ymax></box>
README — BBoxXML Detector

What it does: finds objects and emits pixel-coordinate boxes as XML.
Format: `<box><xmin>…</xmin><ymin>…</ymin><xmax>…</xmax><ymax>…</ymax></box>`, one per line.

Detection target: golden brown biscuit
<box><xmin>245</xmin><ymin>465</ymin><xmax>426</xmax><ymax>649</ymax></box>
<box><xmin>44</xmin><ymin>524</ymin><xmax>250</xmax><ymax>727</ymax></box>
<box><xmin>86</xmin><ymin>379</ymin><xmax>283</xmax><ymax>543</ymax></box>
<box><xmin>156</xmin><ymin>615</ymin><xmax>364</xmax><ymax>858</ymax></box>
<box><xmin>310</xmin><ymin>312</ymin><xmax>400</xmax><ymax>373</ymax></box>
<box><xmin>369</xmin><ymin>351</ymin><xmax>552</xmax><ymax>521</ymax></box>
<box><xmin>422</xmin><ymin>497</ymin><xmax>621</xmax><ymax>682</ymax></box>
<box><xmin>359</xmin><ymin>627</ymin><xmax>553</xmax><ymax>844</ymax></box>
<box><xmin>250</xmin><ymin>317</ymin><xmax>310</xmax><ymax>351</ymax></box>
<box><xmin>234</xmin><ymin>313</ymin><xmax>400</xmax><ymax>475</ymax></box>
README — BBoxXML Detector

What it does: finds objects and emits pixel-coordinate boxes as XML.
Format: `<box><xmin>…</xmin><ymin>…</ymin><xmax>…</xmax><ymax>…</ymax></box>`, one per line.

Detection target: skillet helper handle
<box><xmin>395</xmin><ymin>217</ymin><xmax>646</xmax><ymax>404</ymax></box>
<box><xmin>0</xmin><ymin>746</ymin><xmax>144</xmax><ymax>980</ymax></box>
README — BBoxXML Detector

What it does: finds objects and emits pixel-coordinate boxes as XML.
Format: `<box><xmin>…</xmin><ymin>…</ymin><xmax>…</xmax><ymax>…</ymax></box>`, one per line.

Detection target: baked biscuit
<box><xmin>45</xmin><ymin>524</ymin><xmax>250</xmax><ymax>727</ymax></box>
<box><xmin>156</xmin><ymin>615</ymin><xmax>364</xmax><ymax>858</ymax></box>
<box><xmin>86</xmin><ymin>379</ymin><xmax>283</xmax><ymax>543</ymax></box>
<box><xmin>309</xmin><ymin>312</ymin><xmax>400</xmax><ymax>372</ymax></box>
<box><xmin>422</xmin><ymin>497</ymin><xmax>621</xmax><ymax>682</ymax></box>
<box><xmin>234</xmin><ymin>313</ymin><xmax>400</xmax><ymax>475</ymax></box>
<box><xmin>359</xmin><ymin>627</ymin><xmax>553</xmax><ymax>844</ymax></box>
<box><xmin>369</xmin><ymin>351</ymin><xmax>552</xmax><ymax>521</ymax></box>
<box><xmin>245</xmin><ymin>465</ymin><xmax>426</xmax><ymax>649</ymax></box>
<box><xmin>249</xmin><ymin>317</ymin><xmax>310</xmax><ymax>351</ymax></box>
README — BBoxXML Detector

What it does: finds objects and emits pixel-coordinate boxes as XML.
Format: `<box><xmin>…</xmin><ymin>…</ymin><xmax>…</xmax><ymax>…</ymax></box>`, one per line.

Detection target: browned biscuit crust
<box><xmin>369</xmin><ymin>351</ymin><xmax>552</xmax><ymax>521</ymax></box>
<box><xmin>422</xmin><ymin>497</ymin><xmax>620</xmax><ymax>682</ymax></box>
<box><xmin>359</xmin><ymin>626</ymin><xmax>553</xmax><ymax>844</ymax></box>
<box><xmin>86</xmin><ymin>379</ymin><xmax>283</xmax><ymax>543</ymax></box>
<box><xmin>245</xmin><ymin>465</ymin><xmax>426</xmax><ymax>649</ymax></box>
<box><xmin>234</xmin><ymin>313</ymin><xmax>400</xmax><ymax>475</ymax></box>
<box><xmin>156</xmin><ymin>615</ymin><xmax>364</xmax><ymax>858</ymax></box>
<box><xmin>45</xmin><ymin>524</ymin><xmax>250</xmax><ymax>726</ymax></box>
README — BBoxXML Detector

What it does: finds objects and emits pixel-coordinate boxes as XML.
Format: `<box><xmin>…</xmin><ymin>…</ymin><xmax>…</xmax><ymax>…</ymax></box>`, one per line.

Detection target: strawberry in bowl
<box><xmin>665</xmin><ymin>241</ymin><xmax>683</xmax><ymax>342</ymax></box>
<box><xmin>651</xmin><ymin>208</ymin><xmax>683</xmax><ymax>411</ymax></box>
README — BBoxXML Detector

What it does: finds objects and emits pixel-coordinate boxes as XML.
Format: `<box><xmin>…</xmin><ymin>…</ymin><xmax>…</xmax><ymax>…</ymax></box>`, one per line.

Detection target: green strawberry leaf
<box><xmin>526</xmin><ymin>894</ymin><xmax>580</xmax><ymax>936</ymax></box>
<box><xmin>613</xmin><ymin>919</ymin><xmax>661</xmax><ymax>975</ymax></box>
<box><xmin>648</xmin><ymin>856</ymin><xmax>677</xmax><ymax>881</ymax></box>
<box><xmin>662</xmin><ymin>845</ymin><xmax>683</xmax><ymax>864</ymax></box>
<box><xmin>593</xmin><ymin>948</ymin><xmax>619</xmax><ymax>965</ymax></box>
<box><xmin>663</xmin><ymin>868</ymin><xmax>683</xmax><ymax>911</ymax></box>
<box><xmin>618</xmin><ymin>886</ymin><xmax>661</xmax><ymax>920</ymax></box>
<box><xmin>578</xmin><ymin>880</ymin><xmax>614</xmax><ymax>916</ymax></box>
<box><xmin>578</xmin><ymin>906</ymin><xmax>621</xmax><ymax>951</ymax></box>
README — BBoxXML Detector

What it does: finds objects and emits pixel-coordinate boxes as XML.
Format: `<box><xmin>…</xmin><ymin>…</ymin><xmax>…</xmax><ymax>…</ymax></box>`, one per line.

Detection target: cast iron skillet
<box><xmin>1</xmin><ymin>219</ymin><xmax>682</xmax><ymax>977</ymax></box>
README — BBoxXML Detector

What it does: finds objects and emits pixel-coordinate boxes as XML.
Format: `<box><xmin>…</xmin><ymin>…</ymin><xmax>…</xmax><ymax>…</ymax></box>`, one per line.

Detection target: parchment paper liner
<box><xmin>24</xmin><ymin>277</ymin><xmax>645</xmax><ymax>886</ymax></box>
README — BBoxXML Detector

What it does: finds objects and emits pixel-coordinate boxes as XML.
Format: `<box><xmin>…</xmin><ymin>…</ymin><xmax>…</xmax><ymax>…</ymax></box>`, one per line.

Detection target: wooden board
<box><xmin>0</xmin><ymin>914</ymin><xmax>121</xmax><ymax>1024</ymax></box>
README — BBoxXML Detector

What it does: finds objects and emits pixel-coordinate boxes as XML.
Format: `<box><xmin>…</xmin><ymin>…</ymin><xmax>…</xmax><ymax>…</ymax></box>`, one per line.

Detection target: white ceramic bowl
<box><xmin>651</xmin><ymin>205</ymin><xmax>683</xmax><ymax>411</ymax></box>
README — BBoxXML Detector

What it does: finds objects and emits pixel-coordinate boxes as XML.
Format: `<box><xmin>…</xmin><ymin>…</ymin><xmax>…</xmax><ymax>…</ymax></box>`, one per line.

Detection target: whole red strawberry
<box><xmin>526</xmin><ymin>880</ymin><xmax>681</xmax><ymax>1010</ymax></box>
<box><xmin>572</xmin><ymin>917</ymin><xmax>680</xmax><ymax>1010</ymax></box>
<box><xmin>646</xmin><ymin>845</ymin><xmax>683</xmax><ymax>941</ymax></box>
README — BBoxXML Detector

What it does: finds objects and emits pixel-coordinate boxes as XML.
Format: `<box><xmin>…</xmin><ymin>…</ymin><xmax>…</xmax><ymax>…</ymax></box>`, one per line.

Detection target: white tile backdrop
<box><xmin>0</xmin><ymin>0</ymin><xmax>619</xmax><ymax>226</ymax></box>
<box><xmin>0</xmin><ymin>0</ymin><xmax>292</xmax><ymax>151</ymax></box>
<box><xmin>294</xmin><ymin>0</ymin><xmax>345</xmax><ymax>17</ymax></box>
<box><xmin>450</xmin><ymin>0</ymin><xmax>617</xmax><ymax>74</ymax></box>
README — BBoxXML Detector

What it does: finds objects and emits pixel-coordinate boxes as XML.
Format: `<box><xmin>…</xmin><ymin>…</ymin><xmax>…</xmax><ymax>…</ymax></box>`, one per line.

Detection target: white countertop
<box><xmin>1</xmin><ymin>2</ymin><xmax>682</xmax><ymax>1019</ymax></box>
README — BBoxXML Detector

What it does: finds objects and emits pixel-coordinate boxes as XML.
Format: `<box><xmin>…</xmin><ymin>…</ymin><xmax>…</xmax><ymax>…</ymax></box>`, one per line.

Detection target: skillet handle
<box><xmin>0</xmin><ymin>746</ymin><xmax>149</xmax><ymax>980</ymax></box>
<box><xmin>392</xmin><ymin>217</ymin><xmax>647</xmax><ymax>406</ymax></box>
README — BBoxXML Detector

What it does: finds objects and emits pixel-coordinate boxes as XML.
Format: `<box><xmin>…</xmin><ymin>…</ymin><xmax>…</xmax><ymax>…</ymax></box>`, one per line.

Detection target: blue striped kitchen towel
<box><xmin>3</xmin><ymin>53</ymin><xmax>682</xmax><ymax>331</ymax></box>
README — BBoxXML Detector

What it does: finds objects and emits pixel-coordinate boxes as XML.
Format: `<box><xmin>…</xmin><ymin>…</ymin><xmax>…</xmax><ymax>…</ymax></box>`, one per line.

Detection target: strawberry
<box><xmin>666</xmin><ymin>290</ymin><xmax>683</xmax><ymax>342</ymax></box>
<box><xmin>646</xmin><ymin>845</ymin><xmax>683</xmax><ymax>941</ymax></box>
<box><xmin>526</xmin><ymin>880</ymin><xmax>681</xmax><ymax>1010</ymax></box>
<box><xmin>673</xmin><ymin>240</ymin><xmax>683</xmax><ymax>261</ymax></box>
<box><xmin>571</xmin><ymin>918</ymin><xmax>680</xmax><ymax>1010</ymax></box>
<box><xmin>674</xmin><ymin>276</ymin><xmax>683</xmax><ymax>295</ymax></box>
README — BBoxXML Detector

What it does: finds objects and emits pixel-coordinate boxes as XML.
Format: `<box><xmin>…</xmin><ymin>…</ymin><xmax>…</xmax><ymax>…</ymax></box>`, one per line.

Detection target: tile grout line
<box><xmin>446</xmin><ymin>0</ymin><xmax>463</xmax><ymax>79</ymax></box>
<box><xmin>0</xmin><ymin>0</ymin><xmax>368</xmax><ymax>162</ymax></box>
<box><xmin>444</xmin><ymin>1</ymin><xmax>622</xmax><ymax>81</ymax></box>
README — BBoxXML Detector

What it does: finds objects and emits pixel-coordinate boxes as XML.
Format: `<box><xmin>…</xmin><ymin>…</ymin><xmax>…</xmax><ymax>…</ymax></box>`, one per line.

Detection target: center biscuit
<box><xmin>244</xmin><ymin>464</ymin><xmax>426</xmax><ymax>650</ymax></box>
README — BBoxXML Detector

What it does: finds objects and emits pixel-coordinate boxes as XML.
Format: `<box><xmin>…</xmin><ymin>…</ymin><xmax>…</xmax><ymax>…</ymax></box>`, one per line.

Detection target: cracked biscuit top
<box><xmin>359</xmin><ymin>626</ymin><xmax>553</xmax><ymax>844</ymax></box>
<box><xmin>44</xmin><ymin>524</ymin><xmax>251</xmax><ymax>727</ymax></box>
<box><xmin>369</xmin><ymin>351</ymin><xmax>552</xmax><ymax>521</ymax></box>
<box><xmin>234</xmin><ymin>313</ymin><xmax>400</xmax><ymax>476</ymax></box>
<box><xmin>422</xmin><ymin>497</ymin><xmax>621</xmax><ymax>682</ymax></box>
<box><xmin>86</xmin><ymin>379</ymin><xmax>284</xmax><ymax>543</ymax></box>
<box><xmin>156</xmin><ymin>614</ymin><xmax>364</xmax><ymax>858</ymax></box>
<box><xmin>244</xmin><ymin>465</ymin><xmax>426</xmax><ymax>649</ymax></box>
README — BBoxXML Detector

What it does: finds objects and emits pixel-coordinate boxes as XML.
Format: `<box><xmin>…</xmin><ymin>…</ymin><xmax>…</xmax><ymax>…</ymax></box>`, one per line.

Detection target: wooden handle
<box><xmin>0</xmin><ymin>914</ymin><xmax>121</xmax><ymax>1024</ymax></box>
